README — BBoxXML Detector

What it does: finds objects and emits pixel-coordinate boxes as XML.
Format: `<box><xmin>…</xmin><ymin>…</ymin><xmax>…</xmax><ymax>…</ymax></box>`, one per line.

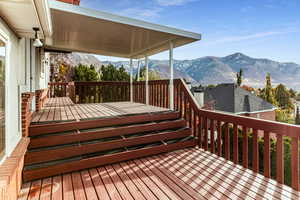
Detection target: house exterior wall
<box><xmin>241</xmin><ymin>110</ymin><xmax>276</xmax><ymax>121</ymax></box>
<box><xmin>0</xmin><ymin>17</ymin><xmax>23</xmax><ymax>160</ymax></box>
<box><xmin>0</xmin><ymin>15</ymin><xmax>50</xmax><ymax>200</ymax></box>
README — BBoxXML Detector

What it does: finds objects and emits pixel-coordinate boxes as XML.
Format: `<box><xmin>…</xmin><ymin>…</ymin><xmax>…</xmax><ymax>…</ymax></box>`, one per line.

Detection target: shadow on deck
<box><xmin>18</xmin><ymin>148</ymin><xmax>300</xmax><ymax>200</ymax></box>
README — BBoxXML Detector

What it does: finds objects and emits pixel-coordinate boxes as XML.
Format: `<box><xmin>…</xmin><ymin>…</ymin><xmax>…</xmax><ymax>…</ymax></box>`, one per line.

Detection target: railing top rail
<box><xmin>74</xmin><ymin>81</ymin><xmax>130</xmax><ymax>85</ymax></box>
<box><xmin>48</xmin><ymin>82</ymin><xmax>69</xmax><ymax>85</ymax></box>
<box><xmin>177</xmin><ymin>78</ymin><xmax>300</xmax><ymax>138</ymax></box>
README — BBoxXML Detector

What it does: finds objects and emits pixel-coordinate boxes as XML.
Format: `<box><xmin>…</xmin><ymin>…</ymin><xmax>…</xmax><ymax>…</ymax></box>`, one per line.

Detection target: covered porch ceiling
<box><xmin>46</xmin><ymin>0</ymin><xmax>201</xmax><ymax>59</ymax></box>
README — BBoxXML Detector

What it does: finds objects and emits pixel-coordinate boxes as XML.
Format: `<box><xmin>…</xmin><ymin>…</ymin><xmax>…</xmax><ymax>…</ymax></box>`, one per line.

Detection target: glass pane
<box><xmin>0</xmin><ymin>39</ymin><xmax>5</xmax><ymax>159</ymax></box>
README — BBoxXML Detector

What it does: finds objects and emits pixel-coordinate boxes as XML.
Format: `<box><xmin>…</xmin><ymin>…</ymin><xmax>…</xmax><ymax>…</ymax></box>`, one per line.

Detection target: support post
<box><xmin>137</xmin><ymin>60</ymin><xmax>140</xmax><ymax>81</ymax></box>
<box><xmin>145</xmin><ymin>55</ymin><xmax>149</xmax><ymax>104</ymax></box>
<box><xmin>130</xmin><ymin>58</ymin><xmax>133</xmax><ymax>102</ymax></box>
<box><xmin>169</xmin><ymin>41</ymin><xmax>174</xmax><ymax>110</ymax></box>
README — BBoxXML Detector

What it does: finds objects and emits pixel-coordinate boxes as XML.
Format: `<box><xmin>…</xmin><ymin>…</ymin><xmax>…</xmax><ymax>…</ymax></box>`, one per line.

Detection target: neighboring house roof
<box><xmin>197</xmin><ymin>83</ymin><xmax>276</xmax><ymax>114</ymax></box>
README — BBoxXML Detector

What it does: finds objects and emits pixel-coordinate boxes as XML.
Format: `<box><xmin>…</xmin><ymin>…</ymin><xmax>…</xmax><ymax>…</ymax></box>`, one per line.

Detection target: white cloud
<box><xmin>120</xmin><ymin>7</ymin><xmax>163</xmax><ymax>19</ymax></box>
<box><xmin>206</xmin><ymin>30</ymin><xmax>299</xmax><ymax>45</ymax></box>
<box><xmin>155</xmin><ymin>0</ymin><xmax>196</xmax><ymax>6</ymax></box>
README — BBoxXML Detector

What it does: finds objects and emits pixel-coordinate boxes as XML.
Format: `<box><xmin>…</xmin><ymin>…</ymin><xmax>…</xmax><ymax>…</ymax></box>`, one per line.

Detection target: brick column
<box><xmin>35</xmin><ymin>89</ymin><xmax>48</xmax><ymax>112</ymax></box>
<box><xmin>21</xmin><ymin>92</ymin><xmax>34</xmax><ymax>137</ymax></box>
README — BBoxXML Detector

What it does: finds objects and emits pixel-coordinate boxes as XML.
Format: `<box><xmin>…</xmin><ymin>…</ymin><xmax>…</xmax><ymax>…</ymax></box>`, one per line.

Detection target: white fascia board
<box><xmin>32</xmin><ymin>0</ymin><xmax>53</xmax><ymax>37</ymax></box>
<box><xmin>48</xmin><ymin>0</ymin><xmax>201</xmax><ymax>40</ymax></box>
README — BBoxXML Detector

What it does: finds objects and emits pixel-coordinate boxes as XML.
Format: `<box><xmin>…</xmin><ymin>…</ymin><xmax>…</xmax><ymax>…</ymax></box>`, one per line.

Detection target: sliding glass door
<box><xmin>0</xmin><ymin>39</ymin><xmax>5</xmax><ymax>159</ymax></box>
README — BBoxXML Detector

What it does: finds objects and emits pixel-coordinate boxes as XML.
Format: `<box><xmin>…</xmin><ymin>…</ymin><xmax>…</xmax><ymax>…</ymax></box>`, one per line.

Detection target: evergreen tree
<box><xmin>73</xmin><ymin>64</ymin><xmax>99</xmax><ymax>81</ymax></box>
<box><xmin>289</xmin><ymin>88</ymin><xmax>297</xmax><ymax>98</ymax></box>
<box><xmin>100</xmin><ymin>64</ymin><xmax>129</xmax><ymax>81</ymax></box>
<box><xmin>296</xmin><ymin>107</ymin><xmax>300</xmax><ymax>125</ymax></box>
<box><xmin>236</xmin><ymin>69</ymin><xmax>243</xmax><ymax>86</ymax></box>
<box><xmin>138</xmin><ymin>67</ymin><xmax>161</xmax><ymax>81</ymax></box>
<box><xmin>262</xmin><ymin>73</ymin><xmax>277</xmax><ymax>105</ymax></box>
<box><xmin>275</xmin><ymin>84</ymin><xmax>293</xmax><ymax>110</ymax></box>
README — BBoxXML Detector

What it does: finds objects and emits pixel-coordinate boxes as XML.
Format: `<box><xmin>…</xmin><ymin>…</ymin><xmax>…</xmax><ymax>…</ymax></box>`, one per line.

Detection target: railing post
<box><xmin>137</xmin><ymin>60</ymin><xmax>140</xmax><ymax>81</ymax></box>
<box><xmin>130</xmin><ymin>58</ymin><xmax>133</xmax><ymax>102</ymax></box>
<box><xmin>145</xmin><ymin>55</ymin><xmax>149</xmax><ymax>105</ymax></box>
<box><xmin>169</xmin><ymin>41</ymin><xmax>174</xmax><ymax>110</ymax></box>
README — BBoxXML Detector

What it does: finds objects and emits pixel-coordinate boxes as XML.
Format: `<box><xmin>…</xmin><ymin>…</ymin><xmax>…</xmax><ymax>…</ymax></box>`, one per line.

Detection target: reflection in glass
<box><xmin>0</xmin><ymin>39</ymin><xmax>5</xmax><ymax>159</ymax></box>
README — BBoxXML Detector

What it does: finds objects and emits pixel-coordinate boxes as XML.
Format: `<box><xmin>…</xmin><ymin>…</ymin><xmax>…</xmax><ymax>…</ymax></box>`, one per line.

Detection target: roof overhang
<box><xmin>0</xmin><ymin>0</ymin><xmax>52</xmax><ymax>38</ymax></box>
<box><xmin>46</xmin><ymin>0</ymin><xmax>201</xmax><ymax>59</ymax></box>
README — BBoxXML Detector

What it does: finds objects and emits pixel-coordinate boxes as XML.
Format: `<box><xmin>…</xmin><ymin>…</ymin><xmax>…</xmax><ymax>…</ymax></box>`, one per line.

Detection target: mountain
<box><xmin>50</xmin><ymin>52</ymin><xmax>300</xmax><ymax>90</ymax></box>
<box><xmin>50</xmin><ymin>53</ymin><xmax>103</xmax><ymax>70</ymax></box>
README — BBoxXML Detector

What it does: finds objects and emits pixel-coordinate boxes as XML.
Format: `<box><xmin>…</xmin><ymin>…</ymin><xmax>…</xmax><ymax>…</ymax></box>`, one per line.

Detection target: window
<box><xmin>0</xmin><ymin>38</ymin><xmax>5</xmax><ymax>159</ymax></box>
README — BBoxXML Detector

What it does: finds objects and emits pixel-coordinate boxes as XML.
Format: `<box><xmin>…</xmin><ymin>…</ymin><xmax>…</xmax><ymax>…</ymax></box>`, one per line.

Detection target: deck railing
<box><xmin>133</xmin><ymin>80</ymin><xmax>170</xmax><ymax>107</ymax></box>
<box><xmin>170</xmin><ymin>79</ymin><xmax>299</xmax><ymax>190</ymax></box>
<box><xmin>48</xmin><ymin>82</ymin><xmax>69</xmax><ymax>97</ymax></box>
<box><xmin>46</xmin><ymin>79</ymin><xmax>299</xmax><ymax>190</ymax></box>
<box><xmin>74</xmin><ymin>81</ymin><xmax>130</xmax><ymax>103</ymax></box>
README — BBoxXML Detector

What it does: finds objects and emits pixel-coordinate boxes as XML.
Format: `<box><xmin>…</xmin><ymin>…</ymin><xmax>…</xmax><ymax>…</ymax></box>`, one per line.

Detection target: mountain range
<box><xmin>50</xmin><ymin>52</ymin><xmax>300</xmax><ymax>90</ymax></box>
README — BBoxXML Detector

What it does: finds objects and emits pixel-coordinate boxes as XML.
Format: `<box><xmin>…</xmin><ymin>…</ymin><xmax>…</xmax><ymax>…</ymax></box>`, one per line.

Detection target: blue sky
<box><xmin>80</xmin><ymin>0</ymin><xmax>300</xmax><ymax>64</ymax></box>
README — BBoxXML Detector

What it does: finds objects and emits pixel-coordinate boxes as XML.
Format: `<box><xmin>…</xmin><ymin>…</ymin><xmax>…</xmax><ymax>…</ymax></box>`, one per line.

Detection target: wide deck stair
<box><xmin>23</xmin><ymin>111</ymin><xmax>196</xmax><ymax>181</ymax></box>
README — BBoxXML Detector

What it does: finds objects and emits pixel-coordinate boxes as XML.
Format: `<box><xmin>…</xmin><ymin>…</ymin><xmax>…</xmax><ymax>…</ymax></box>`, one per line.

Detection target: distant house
<box><xmin>193</xmin><ymin>83</ymin><xmax>277</xmax><ymax>121</ymax></box>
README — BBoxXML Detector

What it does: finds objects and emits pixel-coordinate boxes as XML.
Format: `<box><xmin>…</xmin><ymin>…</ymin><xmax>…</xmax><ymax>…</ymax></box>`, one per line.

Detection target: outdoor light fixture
<box><xmin>32</xmin><ymin>27</ymin><xmax>43</xmax><ymax>47</ymax></box>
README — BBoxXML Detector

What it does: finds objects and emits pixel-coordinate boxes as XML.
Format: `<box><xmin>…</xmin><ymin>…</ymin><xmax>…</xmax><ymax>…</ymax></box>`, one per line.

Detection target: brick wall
<box><xmin>35</xmin><ymin>89</ymin><xmax>48</xmax><ymax>112</ymax></box>
<box><xmin>21</xmin><ymin>93</ymin><xmax>34</xmax><ymax>137</ymax></box>
<box><xmin>0</xmin><ymin>138</ymin><xmax>30</xmax><ymax>200</ymax></box>
<box><xmin>56</xmin><ymin>0</ymin><xmax>80</xmax><ymax>5</ymax></box>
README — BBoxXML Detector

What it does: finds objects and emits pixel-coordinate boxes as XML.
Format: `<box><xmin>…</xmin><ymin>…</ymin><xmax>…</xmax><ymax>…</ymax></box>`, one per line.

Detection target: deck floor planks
<box><xmin>134</xmin><ymin>159</ymin><xmax>191</xmax><ymax>200</ymax></box>
<box><xmin>140</xmin><ymin>157</ymin><xmax>202</xmax><ymax>200</ymax></box>
<box><xmin>119</xmin><ymin>162</ymin><xmax>158</xmax><ymax>200</ymax></box>
<box><xmin>31</xmin><ymin>97</ymin><xmax>169</xmax><ymax>123</ymax></box>
<box><xmin>80</xmin><ymin>170</ymin><xmax>98</xmax><ymax>200</ymax></box>
<box><xmin>126</xmin><ymin>160</ymin><xmax>170</xmax><ymax>200</ymax></box>
<box><xmin>51</xmin><ymin>176</ymin><xmax>62</xmax><ymax>200</ymax></box>
<box><xmin>97</xmin><ymin>167</ymin><xmax>123</xmax><ymax>200</ymax></box>
<box><xmin>62</xmin><ymin>174</ymin><xmax>74</xmax><ymax>200</ymax></box>
<box><xmin>105</xmin><ymin>165</ymin><xmax>135</xmax><ymax>200</ymax></box>
<box><xmin>88</xmin><ymin>168</ymin><xmax>110</xmax><ymax>200</ymax></box>
<box><xmin>111</xmin><ymin>163</ymin><xmax>147</xmax><ymax>200</ymax></box>
<box><xmin>168</xmin><ymin>150</ymin><xmax>253</xmax><ymax>200</ymax></box>
<box><xmin>19</xmin><ymin>148</ymin><xmax>300</xmax><ymax>200</ymax></box>
<box><xmin>27</xmin><ymin>179</ymin><xmax>42</xmax><ymax>200</ymax></box>
<box><xmin>39</xmin><ymin>178</ymin><xmax>52</xmax><ymax>200</ymax></box>
<box><xmin>178</xmin><ymin>150</ymin><xmax>270</xmax><ymax>200</ymax></box>
<box><xmin>71</xmin><ymin>172</ymin><xmax>87</xmax><ymax>200</ymax></box>
<box><xmin>18</xmin><ymin>182</ymin><xmax>31</xmax><ymax>200</ymax></box>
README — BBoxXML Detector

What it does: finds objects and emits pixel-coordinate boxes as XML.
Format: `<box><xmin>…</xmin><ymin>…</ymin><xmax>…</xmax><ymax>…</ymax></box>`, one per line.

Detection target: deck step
<box><xmin>23</xmin><ymin>111</ymin><xmax>196</xmax><ymax>182</ymax></box>
<box><xmin>28</xmin><ymin>119</ymin><xmax>186</xmax><ymax>149</ymax></box>
<box><xmin>29</xmin><ymin>111</ymin><xmax>180</xmax><ymax>136</ymax></box>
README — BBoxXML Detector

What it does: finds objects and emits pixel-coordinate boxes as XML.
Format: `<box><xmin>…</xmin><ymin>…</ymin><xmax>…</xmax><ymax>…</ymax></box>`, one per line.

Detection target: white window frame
<box><xmin>0</xmin><ymin>28</ymin><xmax>10</xmax><ymax>164</ymax></box>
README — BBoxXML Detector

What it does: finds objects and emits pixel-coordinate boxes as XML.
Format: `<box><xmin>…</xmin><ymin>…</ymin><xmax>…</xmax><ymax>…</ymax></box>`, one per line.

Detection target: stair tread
<box><xmin>23</xmin><ymin>139</ymin><xmax>197</xmax><ymax>181</ymax></box>
<box><xmin>29</xmin><ymin>111</ymin><xmax>180</xmax><ymax>136</ymax></box>
<box><xmin>25</xmin><ymin>128</ymin><xmax>192</xmax><ymax>165</ymax></box>
<box><xmin>29</xmin><ymin>119</ymin><xmax>186</xmax><ymax>149</ymax></box>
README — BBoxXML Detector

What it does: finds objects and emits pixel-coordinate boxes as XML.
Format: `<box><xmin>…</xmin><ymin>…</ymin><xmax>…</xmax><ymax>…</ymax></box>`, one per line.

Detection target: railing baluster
<box><xmin>233</xmin><ymin>124</ymin><xmax>238</xmax><ymax>164</ymax></box>
<box><xmin>217</xmin><ymin>121</ymin><xmax>222</xmax><ymax>156</ymax></box>
<box><xmin>252</xmin><ymin>129</ymin><xmax>259</xmax><ymax>173</ymax></box>
<box><xmin>193</xmin><ymin>110</ymin><xmax>197</xmax><ymax>138</ymax></box>
<box><xmin>291</xmin><ymin>136</ymin><xmax>299</xmax><ymax>190</ymax></box>
<box><xmin>203</xmin><ymin>117</ymin><xmax>208</xmax><ymax>151</ymax></box>
<box><xmin>224</xmin><ymin>122</ymin><xmax>230</xmax><ymax>160</ymax></box>
<box><xmin>242</xmin><ymin>126</ymin><xmax>248</xmax><ymax>168</ymax></box>
<box><xmin>210</xmin><ymin>119</ymin><xmax>215</xmax><ymax>153</ymax></box>
<box><xmin>276</xmin><ymin>134</ymin><xmax>284</xmax><ymax>184</ymax></box>
<box><xmin>264</xmin><ymin>131</ymin><xmax>271</xmax><ymax>178</ymax></box>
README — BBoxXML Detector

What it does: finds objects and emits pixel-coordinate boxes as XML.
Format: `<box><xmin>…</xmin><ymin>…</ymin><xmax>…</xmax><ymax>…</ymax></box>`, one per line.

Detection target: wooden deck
<box><xmin>18</xmin><ymin>148</ymin><xmax>299</xmax><ymax>200</ymax></box>
<box><xmin>31</xmin><ymin>97</ymin><xmax>169</xmax><ymax>123</ymax></box>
